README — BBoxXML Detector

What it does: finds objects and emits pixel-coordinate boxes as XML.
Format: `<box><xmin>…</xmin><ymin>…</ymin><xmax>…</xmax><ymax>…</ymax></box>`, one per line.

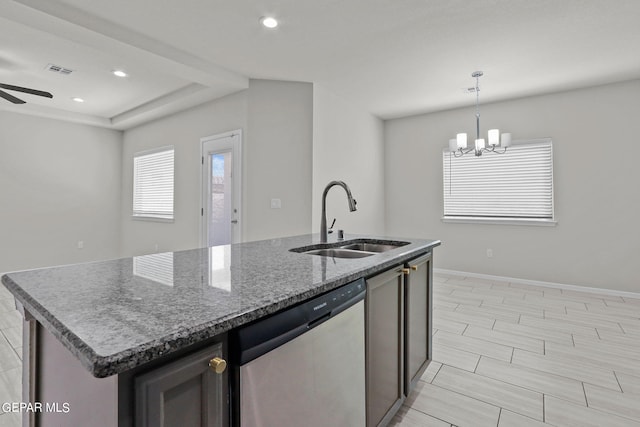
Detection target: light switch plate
<box><xmin>271</xmin><ymin>198</ymin><xmax>282</xmax><ymax>209</ymax></box>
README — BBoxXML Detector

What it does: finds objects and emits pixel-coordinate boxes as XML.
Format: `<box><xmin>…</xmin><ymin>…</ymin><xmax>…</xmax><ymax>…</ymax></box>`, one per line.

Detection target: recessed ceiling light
<box><xmin>260</xmin><ymin>16</ymin><xmax>278</xmax><ymax>29</ymax></box>
<box><xmin>72</xmin><ymin>97</ymin><xmax>84</xmax><ymax>103</ymax></box>
<box><xmin>113</xmin><ymin>70</ymin><xmax>128</xmax><ymax>77</ymax></box>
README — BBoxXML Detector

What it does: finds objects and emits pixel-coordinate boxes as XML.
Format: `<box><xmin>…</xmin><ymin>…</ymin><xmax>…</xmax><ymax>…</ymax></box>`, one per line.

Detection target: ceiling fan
<box><xmin>0</xmin><ymin>83</ymin><xmax>53</xmax><ymax>104</ymax></box>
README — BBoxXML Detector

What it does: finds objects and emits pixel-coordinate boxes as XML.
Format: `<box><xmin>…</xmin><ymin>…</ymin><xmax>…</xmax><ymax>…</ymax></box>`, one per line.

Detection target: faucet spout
<box><xmin>320</xmin><ymin>181</ymin><xmax>357</xmax><ymax>243</ymax></box>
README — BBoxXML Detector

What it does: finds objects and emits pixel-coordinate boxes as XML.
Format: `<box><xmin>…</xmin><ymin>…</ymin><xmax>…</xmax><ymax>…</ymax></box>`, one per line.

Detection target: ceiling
<box><xmin>1</xmin><ymin>0</ymin><xmax>639</xmax><ymax>130</ymax></box>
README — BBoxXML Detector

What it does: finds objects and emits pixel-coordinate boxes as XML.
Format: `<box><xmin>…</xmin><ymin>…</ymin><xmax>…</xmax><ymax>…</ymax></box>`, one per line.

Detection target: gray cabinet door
<box><xmin>135</xmin><ymin>342</ymin><xmax>228</xmax><ymax>427</ymax></box>
<box><xmin>366</xmin><ymin>267</ymin><xmax>405</xmax><ymax>427</ymax></box>
<box><xmin>404</xmin><ymin>252</ymin><xmax>432</xmax><ymax>395</ymax></box>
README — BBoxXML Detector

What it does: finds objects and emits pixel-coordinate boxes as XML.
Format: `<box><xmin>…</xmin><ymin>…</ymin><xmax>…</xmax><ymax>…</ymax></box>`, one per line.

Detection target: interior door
<box><xmin>201</xmin><ymin>131</ymin><xmax>242</xmax><ymax>247</ymax></box>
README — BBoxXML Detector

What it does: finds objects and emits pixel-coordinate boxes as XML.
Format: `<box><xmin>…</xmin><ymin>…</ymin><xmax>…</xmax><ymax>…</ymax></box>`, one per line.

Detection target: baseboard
<box><xmin>433</xmin><ymin>268</ymin><xmax>640</xmax><ymax>300</ymax></box>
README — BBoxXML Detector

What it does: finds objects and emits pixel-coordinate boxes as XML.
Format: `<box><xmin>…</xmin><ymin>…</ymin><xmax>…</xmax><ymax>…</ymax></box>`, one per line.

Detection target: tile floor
<box><xmin>392</xmin><ymin>273</ymin><xmax>640</xmax><ymax>427</ymax></box>
<box><xmin>1</xmin><ymin>273</ymin><xmax>639</xmax><ymax>426</ymax></box>
<box><xmin>0</xmin><ymin>283</ymin><xmax>23</xmax><ymax>427</ymax></box>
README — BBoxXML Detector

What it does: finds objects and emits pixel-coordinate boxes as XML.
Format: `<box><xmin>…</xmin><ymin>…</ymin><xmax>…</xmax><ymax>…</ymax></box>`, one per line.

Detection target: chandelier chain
<box><xmin>475</xmin><ymin>73</ymin><xmax>481</xmax><ymax>142</ymax></box>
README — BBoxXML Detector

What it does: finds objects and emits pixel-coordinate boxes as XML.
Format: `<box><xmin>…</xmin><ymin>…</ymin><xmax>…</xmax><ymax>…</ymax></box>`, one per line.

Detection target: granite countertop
<box><xmin>1</xmin><ymin>234</ymin><xmax>440</xmax><ymax>378</ymax></box>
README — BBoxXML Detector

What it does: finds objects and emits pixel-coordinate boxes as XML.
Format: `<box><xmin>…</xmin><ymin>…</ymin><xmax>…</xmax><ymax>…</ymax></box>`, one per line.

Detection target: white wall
<box><xmin>120</xmin><ymin>90</ymin><xmax>248</xmax><ymax>256</ymax></box>
<box><xmin>0</xmin><ymin>111</ymin><xmax>122</xmax><ymax>273</ymax></box>
<box><xmin>120</xmin><ymin>79</ymin><xmax>314</xmax><ymax>254</ymax></box>
<box><xmin>385</xmin><ymin>79</ymin><xmax>640</xmax><ymax>292</ymax></box>
<box><xmin>245</xmin><ymin>80</ymin><xmax>314</xmax><ymax>241</ymax></box>
<box><xmin>312</xmin><ymin>84</ymin><xmax>385</xmax><ymax>236</ymax></box>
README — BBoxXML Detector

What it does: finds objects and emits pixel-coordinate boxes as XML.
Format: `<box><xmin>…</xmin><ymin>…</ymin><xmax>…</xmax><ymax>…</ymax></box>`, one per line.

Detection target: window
<box><xmin>443</xmin><ymin>138</ymin><xmax>554</xmax><ymax>224</ymax></box>
<box><xmin>133</xmin><ymin>146</ymin><xmax>174</xmax><ymax>221</ymax></box>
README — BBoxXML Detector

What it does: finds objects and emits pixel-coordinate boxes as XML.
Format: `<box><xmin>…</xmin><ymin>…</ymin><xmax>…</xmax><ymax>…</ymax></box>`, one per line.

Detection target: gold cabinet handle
<box><xmin>401</xmin><ymin>268</ymin><xmax>411</xmax><ymax>275</ymax></box>
<box><xmin>209</xmin><ymin>357</ymin><xmax>227</xmax><ymax>374</ymax></box>
<box><xmin>411</xmin><ymin>265</ymin><xmax>418</xmax><ymax>271</ymax></box>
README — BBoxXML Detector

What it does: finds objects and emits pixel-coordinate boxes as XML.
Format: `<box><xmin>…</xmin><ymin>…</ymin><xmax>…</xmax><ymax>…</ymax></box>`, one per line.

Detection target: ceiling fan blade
<box><xmin>0</xmin><ymin>89</ymin><xmax>26</xmax><ymax>104</ymax></box>
<box><xmin>0</xmin><ymin>83</ymin><xmax>53</xmax><ymax>99</ymax></box>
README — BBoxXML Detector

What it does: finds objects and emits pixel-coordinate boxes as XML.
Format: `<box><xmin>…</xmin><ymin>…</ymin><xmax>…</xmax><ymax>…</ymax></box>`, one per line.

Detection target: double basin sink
<box><xmin>290</xmin><ymin>239</ymin><xmax>410</xmax><ymax>259</ymax></box>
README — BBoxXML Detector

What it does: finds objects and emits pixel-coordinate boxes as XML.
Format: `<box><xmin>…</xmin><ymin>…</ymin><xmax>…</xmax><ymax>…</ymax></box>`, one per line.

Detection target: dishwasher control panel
<box><xmin>304</xmin><ymin>278</ymin><xmax>365</xmax><ymax>320</ymax></box>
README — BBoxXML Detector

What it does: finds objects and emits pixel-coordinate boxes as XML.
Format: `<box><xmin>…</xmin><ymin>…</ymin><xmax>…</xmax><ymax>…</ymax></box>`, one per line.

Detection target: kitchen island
<box><xmin>1</xmin><ymin>234</ymin><xmax>440</xmax><ymax>426</ymax></box>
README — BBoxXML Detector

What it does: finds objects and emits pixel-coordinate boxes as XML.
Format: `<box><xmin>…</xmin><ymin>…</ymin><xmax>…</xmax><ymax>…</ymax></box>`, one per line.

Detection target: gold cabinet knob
<box><xmin>401</xmin><ymin>268</ymin><xmax>411</xmax><ymax>275</ymax></box>
<box><xmin>209</xmin><ymin>357</ymin><xmax>227</xmax><ymax>374</ymax></box>
<box><xmin>411</xmin><ymin>265</ymin><xmax>418</xmax><ymax>271</ymax></box>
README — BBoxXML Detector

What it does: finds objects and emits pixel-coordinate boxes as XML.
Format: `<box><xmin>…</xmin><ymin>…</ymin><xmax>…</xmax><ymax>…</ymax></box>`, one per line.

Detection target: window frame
<box><xmin>132</xmin><ymin>146</ymin><xmax>175</xmax><ymax>222</ymax></box>
<box><xmin>442</xmin><ymin>138</ymin><xmax>556</xmax><ymax>226</ymax></box>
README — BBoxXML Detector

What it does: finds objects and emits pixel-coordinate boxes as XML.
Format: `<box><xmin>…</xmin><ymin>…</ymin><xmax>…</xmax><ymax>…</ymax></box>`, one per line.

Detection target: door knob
<box><xmin>209</xmin><ymin>357</ymin><xmax>227</xmax><ymax>374</ymax></box>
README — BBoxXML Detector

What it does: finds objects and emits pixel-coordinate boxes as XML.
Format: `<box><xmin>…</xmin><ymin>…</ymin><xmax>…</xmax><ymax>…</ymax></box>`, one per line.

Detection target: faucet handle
<box><xmin>328</xmin><ymin>218</ymin><xmax>336</xmax><ymax>234</ymax></box>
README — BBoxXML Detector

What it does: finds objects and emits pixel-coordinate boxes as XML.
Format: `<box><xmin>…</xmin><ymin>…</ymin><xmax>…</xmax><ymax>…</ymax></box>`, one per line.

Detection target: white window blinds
<box><xmin>133</xmin><ymin>147</ymin><xmax>174</xmax><ymax>220</ymax></box>
<box><xmin>443</xmin><ymin>139</ymin><xmax>553</xmax><ymax>219</ymax></box>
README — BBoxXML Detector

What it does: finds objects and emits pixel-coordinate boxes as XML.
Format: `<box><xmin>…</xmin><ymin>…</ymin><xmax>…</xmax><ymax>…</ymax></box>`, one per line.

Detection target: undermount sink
<box><xmin>338</xmin><ymin>243</ymin><xmax>402</xmax><ymax>253</ymax></box>
<box><xmin>303</xmin><ymin>248</ymin><xmax>375</xmax><ymax>258</ymax></box>
<box><xmin>290</xmin><ymin>239</ymin><xmax>410</xmax><ymax>259</ymax></box>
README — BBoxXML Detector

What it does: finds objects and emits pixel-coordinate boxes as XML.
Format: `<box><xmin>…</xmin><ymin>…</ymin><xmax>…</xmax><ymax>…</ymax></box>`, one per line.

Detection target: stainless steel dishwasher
<box><xmin>233</xmin><ymin>278</ymin><xmax>366</xmax><ymax>427</ymax></box>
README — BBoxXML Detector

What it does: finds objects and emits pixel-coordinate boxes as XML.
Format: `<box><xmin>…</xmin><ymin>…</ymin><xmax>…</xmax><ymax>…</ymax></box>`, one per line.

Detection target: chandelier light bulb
<box><xmin>501</xmin><ymin>133</ymin><xmax>512</xmax><ymax>147</ymax></box>
<box><xmin>488</xmin><ymin>129</ymin><xmax>500</xmax><ymax>146</ymax></box>
<box><xmin>456</xmin><ymin>133</ymin><xmax>468</xmax><ymax>149</ymax></box>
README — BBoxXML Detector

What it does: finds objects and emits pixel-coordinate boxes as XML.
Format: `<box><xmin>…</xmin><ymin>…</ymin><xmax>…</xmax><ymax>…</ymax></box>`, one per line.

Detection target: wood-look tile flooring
<box><xmin>392</xmin><ymin>273</ymin><xmax>640</xmax><ymax>427</ymax></box>
<box><xmin>1</xmin><ymin>274</ymin><xmax>639</xmax><ymax>426</ymax></box>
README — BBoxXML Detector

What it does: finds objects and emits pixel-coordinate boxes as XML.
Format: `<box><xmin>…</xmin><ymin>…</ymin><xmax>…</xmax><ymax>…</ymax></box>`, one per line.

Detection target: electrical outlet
<box><xmin>486</xmin><ymin>248</ymin><xmax>493</xmax><ymax>258</ymax></box>
<box><xmin>270</xmin><ymin>198</ymin><xmax>282</xmax><ymax>209</ymax></box>
<box><xmin>77</xmin><ymin>241</ymin><xmax>84</xmax><ymax>249</ymax></box>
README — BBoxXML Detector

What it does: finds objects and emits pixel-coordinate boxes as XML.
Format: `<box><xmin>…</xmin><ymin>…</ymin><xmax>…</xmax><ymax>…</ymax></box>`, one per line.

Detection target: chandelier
<box><xmin>448</xmin><ymin>71</ymin><xmax>511</xmax><ymax>157</ymax></box>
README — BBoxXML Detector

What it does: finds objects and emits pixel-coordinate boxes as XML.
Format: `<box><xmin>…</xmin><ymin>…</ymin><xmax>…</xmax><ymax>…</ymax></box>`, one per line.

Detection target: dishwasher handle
<box><xmin>237</xmin><ymin>323</ymin><xmax>309</xmax><ymax>365</ymax></box>
<box><xmin>308</xmin><ymin>312</ymin><xmax>332</xmax><ymax>329</ymax></box>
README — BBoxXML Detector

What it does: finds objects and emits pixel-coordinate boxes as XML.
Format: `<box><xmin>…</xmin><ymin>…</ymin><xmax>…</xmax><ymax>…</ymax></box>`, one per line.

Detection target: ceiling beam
<box><xmin>110</xmin><ymin>83</ymin><xmax>239</xmax><ymax>130</ymax></box>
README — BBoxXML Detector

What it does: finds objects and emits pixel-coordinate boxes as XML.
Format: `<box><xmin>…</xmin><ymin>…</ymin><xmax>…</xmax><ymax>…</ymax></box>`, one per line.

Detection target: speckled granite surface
<box><xmin>1</xmin><ymin>234</ymin><xmax>439</xmax><ymax>378</ymax></box>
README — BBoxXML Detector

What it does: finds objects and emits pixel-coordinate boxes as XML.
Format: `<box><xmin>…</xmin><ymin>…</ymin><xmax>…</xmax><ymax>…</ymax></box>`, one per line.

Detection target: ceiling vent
<box><xmin>45</xmin><ymin>64</ymin><xmax>74</xmax><ymax>75</ymax></box>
